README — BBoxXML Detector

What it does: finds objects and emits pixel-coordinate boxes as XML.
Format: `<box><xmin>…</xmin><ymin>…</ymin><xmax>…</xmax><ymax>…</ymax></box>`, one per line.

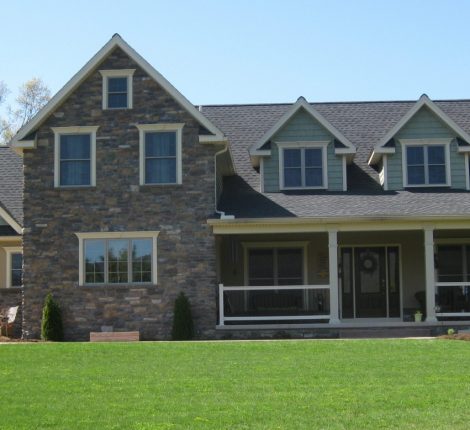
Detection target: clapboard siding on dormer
<box><xmin>387</xmin><ymin>106</ymin><xmax>467</xmax><ymax>190</ymax></box>
<box><xmin>262</xmin><ymin>109</ymin><xmax>344</xmax><ymax>192</ymax></box>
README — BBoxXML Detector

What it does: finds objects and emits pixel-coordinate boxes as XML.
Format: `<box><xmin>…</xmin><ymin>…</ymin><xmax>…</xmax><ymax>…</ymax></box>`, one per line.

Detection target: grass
<box><xmin>0</xmin><ymin>339</ymin><xmax>469</xmax><ymax>429</ymax></box>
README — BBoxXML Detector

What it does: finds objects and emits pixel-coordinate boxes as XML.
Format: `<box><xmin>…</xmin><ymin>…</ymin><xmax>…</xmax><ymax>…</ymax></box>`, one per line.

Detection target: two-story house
<box><xmin>7</xmin><ymin>35</ymin><xmax>470</xmax><ymax>340</ymax></box>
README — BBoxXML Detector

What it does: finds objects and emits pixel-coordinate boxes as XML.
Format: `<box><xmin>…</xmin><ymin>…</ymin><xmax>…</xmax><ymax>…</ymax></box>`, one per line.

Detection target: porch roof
<box><xmin>217</xmin><ymin>175</ymin><xmax>470</xmax><ymax>219</ymax></box>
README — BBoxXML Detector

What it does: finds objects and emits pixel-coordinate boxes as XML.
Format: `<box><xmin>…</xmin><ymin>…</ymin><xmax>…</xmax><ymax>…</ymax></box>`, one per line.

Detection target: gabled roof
<box><xmin>368</xmin><ymin>94</ymin><xmax>470</xmax><ymax>165</ymax></box>
<box><xmin>11</xmin><ymin>34</ymin><xmax>225</xmax><ymax>149</ymax></box>
<box><xmin>249</xmin><ymin>97</ymin><xmax>356</xmax><ymax>162</ymax></box>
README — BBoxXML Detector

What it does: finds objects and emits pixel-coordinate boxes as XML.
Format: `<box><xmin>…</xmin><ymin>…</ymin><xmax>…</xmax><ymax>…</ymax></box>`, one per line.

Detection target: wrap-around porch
<box><xmin>215</xmin><ymin>225</ymin><xmax>470</xmax><ymax>328</ymax></box>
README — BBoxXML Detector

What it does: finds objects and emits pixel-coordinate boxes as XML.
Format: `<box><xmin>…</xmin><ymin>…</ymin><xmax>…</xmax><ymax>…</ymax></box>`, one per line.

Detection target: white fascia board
<box><xmin>334</xmin><ymin>147</ymin><xmax>356</xmax><ymax>155</ymax></box>
<box><xmin>249</xmin><ymin>97</ymin><xmax>356</xmax><ymax>155</ymax></box>
<box><xmin>457</xmin><ymin>145</ymin><xmax>470</xmax><ymax>153</ymax></box>
<box><xmin>0</xmin><ymin>206</ymin><xmax>22</xmax><ymax>234</ymax></box>
<box><xmin>199</xmin><ymin>135</ymin><xmax>229</xmax><ymax>144</ymax></box>
<box><xmin>368</xmin><ymin>147</ymin><xmax>396</xmax><ymax>165</ymax></box>
<box><xmin>11</xmin><ymin>34</ymin><xmax>225</xmax><ymax>147</ymax></box>
<box><xmin>372</xmin><ymin>94</ymin><xmax>470</xmax><ymax>157</ymax></box>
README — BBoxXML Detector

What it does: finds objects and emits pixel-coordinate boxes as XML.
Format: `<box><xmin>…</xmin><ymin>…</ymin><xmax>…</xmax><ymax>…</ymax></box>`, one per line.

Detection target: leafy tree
<box><xmin>171</xmin><ymin>292</ymin><xmax>194</xmax><ymax>340</ymax></box>
<box><xmin>1</xmin><ymin>78</ymin><xmax>50</xmax><ymax>144</ymax></box>
<box><xmin>41</xmin><ymin>293</ymin><xmax>64</xmax><ymax>341</ymax></box>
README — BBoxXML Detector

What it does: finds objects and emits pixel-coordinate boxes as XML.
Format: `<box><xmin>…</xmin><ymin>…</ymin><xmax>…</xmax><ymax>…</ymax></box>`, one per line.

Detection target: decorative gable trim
<box><xmin>249</xmin><ymin>97</ymin><xmax>356</xmax><ymax>165</ymax></box>
<box><xmin>368</xmin><ymin>94</ymin><xmax>470</xmax><ymax>165</ymax></box>
<box><xmin>0</xmin><ymin>206</ymin><xmax>22</xmax><ymax>234</ymax></box>
<box><xmin>11</xmin><ymin>34</ymin><xmax>225</xmax><ymax>149</ymax></box>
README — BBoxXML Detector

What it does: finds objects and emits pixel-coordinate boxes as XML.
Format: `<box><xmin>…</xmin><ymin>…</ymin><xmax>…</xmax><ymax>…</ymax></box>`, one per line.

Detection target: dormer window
<box><xmin>402</xmin><ymin>139</ymin><xmax>451</xmax><ymax>187</ymax></box>
<box><xmin>278</xmin><ymin>142</ymin><xmax>328</xmax><ymax>190</ymax></box>
<box><xmin>99</xmin><ymin>69</ymin><xmax>135</xmax><ymax>109</ymax></box>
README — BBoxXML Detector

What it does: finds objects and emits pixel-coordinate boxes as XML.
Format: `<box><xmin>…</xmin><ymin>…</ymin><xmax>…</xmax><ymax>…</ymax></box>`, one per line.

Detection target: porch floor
<box><xmin>216</xmin><ymin>320</ymin><xmax>470</xmax><ymax>339</ymax></box>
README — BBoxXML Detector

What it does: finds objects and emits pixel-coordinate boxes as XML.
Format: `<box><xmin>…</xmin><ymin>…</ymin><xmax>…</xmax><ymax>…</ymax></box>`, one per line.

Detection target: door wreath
<box><xmin>360</xmin><ymin>252</ymin><xmax>377</xmax><ymax>273</ymax></box>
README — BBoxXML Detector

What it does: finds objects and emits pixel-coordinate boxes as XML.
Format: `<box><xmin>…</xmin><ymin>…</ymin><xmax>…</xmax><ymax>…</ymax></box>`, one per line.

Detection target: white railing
<box><xmin>435</xmin><ymin>282</ymin><xmax>470</xmax><ymax>317</ymax></box>
<box><xmin>218</xmin><ymin>283</ymin><xmax>330</xmax><ymax>326</ymax></box>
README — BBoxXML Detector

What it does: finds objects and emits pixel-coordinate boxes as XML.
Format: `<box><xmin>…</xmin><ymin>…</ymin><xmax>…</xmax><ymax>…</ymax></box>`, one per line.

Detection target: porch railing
<box><xmin>435</xmin><ymin>282</ymin><xmax>470</xmax><ymax>317</ymax></box>
<box><xmin>218</xmin><ymin>284</ymin><xmax>330</xmax><ymax>325</ymax></box>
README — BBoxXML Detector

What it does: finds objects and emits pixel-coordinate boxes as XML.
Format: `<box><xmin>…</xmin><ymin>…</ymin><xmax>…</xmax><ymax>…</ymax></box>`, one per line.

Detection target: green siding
<box><xmin>387</xmin><ymin>106</ymin><xmax>467</xmax><ymax>190</ymax></box>
<box><xmin>263</xmin><ymin>109</ymin><xmax>344</xmax><ymax>192</ymax></box>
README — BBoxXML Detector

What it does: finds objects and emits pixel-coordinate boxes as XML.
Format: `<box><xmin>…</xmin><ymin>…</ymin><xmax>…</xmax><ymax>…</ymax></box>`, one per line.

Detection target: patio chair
<box><xmin>0</xmin><ymin>306</ymin><xmax>19</xmax><ymax>338</ymax></box>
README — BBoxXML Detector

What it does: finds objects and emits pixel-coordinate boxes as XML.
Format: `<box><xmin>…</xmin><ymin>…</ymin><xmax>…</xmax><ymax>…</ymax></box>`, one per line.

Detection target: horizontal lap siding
<box><xmin>263</xmin><ymin>109</ymin><xmax>343</xmax><ymax>192</ymax></box>
<box><xmin>388</xmin><ymin>106</ymin><xmax>467</xmax><ymax>190</ymax></box>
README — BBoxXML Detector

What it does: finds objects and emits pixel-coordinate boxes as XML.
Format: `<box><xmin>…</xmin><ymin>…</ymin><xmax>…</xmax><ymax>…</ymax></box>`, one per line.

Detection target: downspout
<box><xmin>214</xmin><ymin>143</ymin><xmax>235</xmax><ymax>220</ymax></box>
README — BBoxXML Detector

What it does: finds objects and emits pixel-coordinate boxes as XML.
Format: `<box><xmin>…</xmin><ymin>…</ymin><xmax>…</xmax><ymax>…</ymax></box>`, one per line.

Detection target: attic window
<box><xmin>99</xmin><ymin>69</ymin><xmax>135</xmax><ymax>110</ymax></box>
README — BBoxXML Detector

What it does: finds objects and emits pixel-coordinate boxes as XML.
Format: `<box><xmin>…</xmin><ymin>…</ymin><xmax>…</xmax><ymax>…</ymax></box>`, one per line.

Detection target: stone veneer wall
<box><xmin>0</xmin><ymin>288</ymin><xmax>22</xmax><ymax>338</ymax></box>
<box><xmin>22</xmin><ymin>47</ymin><xmax>220</xmax><ymax>340</ymax></box>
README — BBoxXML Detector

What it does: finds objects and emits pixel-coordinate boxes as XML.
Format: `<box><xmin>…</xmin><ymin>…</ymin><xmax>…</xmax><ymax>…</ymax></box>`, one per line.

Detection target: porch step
<box><xmin>339</xmin><ymin>327</ymin><xmax>432</xmax><ymax>339</ymax></box>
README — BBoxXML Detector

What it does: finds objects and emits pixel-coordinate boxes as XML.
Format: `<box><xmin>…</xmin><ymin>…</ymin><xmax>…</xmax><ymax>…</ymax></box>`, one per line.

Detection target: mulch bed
<box><xmin>0</xmin><ymin>336</ymin><xmax>41</xmax><ymax>343</ymax></box>
<box><xmin>438</xmin><ymin>333</ymin><xmax>470</xmax><ymax>341</ymax></box>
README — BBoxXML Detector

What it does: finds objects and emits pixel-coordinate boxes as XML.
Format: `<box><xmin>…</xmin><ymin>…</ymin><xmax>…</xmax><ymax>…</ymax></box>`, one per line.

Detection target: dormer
<box><xmin>249</xmin><ymin>97</ymin><xmax>356</xmax><ymax>192</ymax></box>
<box><xmin>369</xmin><ymin>95</ymin><xmax>470</xmax><ymax>191</ymax></box>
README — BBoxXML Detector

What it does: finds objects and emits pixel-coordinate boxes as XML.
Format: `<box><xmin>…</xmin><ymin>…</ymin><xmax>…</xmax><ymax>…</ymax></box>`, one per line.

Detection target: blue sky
<box><xmin>1</xmin><ymin>0</ymin><xmax>470</xmax><ymax>106</ymax></box>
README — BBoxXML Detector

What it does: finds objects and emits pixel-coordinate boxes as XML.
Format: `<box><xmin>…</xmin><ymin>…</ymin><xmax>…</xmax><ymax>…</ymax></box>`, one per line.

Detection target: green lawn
<box><xmin>0</xmin><ymin>340</ymin><xmax>469</xmax><ymax>429</ymax></box>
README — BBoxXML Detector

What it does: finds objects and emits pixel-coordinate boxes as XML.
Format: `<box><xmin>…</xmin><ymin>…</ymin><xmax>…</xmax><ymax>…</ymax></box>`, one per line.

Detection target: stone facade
<box><xmin>22</xmin><ymin>47</ymin><xmax>220</xmax><ymax>340</ymax></box>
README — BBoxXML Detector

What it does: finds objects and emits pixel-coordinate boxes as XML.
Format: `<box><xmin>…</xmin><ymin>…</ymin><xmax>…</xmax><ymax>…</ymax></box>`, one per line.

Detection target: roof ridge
<box><xmin>200</xmin><ymin>98</ymin><xmax>470</xmax><ymax>109</ymax></box>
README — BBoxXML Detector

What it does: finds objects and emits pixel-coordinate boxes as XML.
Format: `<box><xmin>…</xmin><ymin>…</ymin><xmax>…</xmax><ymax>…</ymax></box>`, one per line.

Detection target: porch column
<box><xmin>328</xmin><ymin>230</ymin><xmax>340</xmax><ymax>324</ymax></box>
<box><xmin>424</xmin><ymin>228</ymin><xmax>437</xmax><ymax>322</ymax></box>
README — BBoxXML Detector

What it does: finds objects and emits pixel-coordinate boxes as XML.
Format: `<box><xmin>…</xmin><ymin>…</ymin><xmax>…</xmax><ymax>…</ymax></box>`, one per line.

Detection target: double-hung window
<box><xmin>5</xmin><ymin>248</ymin><xmax>23</xmax><ymax>288</ymax></box>
<box><xmin>137</xmin><ymin>124</ymin><xmax>184</xmax><ymax>185</ymax></box>
<box><xmin>76</xmin><ymin>232</ymin><xmax>159</xmax><ymax>286</ymax></box>
<box><xmin>403</xmin><ymin>140</ymin><xmax>450</xmax><ymax>186</ymax></box>
<box><xmin>53</xmin><ymin>126</ymin><xmax>98</xmax><ymax>187</ymax></box>
<box><xmin>279</xmin><ymin>143</ymin><xmax>327</xmax><ymax>189</ymax></box>
<box><xmin>100</xmin><ymin>69</ymin><xmax>135</xmax><ymax>109</ymax></box>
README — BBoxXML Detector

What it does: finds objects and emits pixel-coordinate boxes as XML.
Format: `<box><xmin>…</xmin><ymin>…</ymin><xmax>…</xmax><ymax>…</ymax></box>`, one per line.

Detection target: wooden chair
<box><xmin>0</xmin><ymin>306</ymin><xmax>19</xmax><ymax>338</ymax></box>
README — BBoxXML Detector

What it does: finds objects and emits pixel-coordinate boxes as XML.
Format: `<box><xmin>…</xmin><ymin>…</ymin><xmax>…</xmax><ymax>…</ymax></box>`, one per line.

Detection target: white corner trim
<box><xmin>259</xmin><ymin>157</ymin><xmax>265</xmax><ymax>193</ymax></box>
<box><xmin>249</xmin><ymin>97</ymin><xmax>356</xmax><ymax>155</ymax></box>
<box><xmin>342</xmin><ymin>156</ymin><xmax>347</xmax><ymax>191</ymax></box>
<box><xmin>382</xmin><ymin>154</ymin><xmax>388</xmax><ymax>190</ymax></box>
<box><xmin>75</xmin><ymin>231</ymin><xmax>160</xmax><ymax>286</ymax></box>
<box><xmin>400</xmin><ymin>138</ymin><xmax>452</xmax><ymax>187</ymax></box>
<box><xmin>465</xmin><ymin>153</ymin><xmax>470</xmax><ymax>191</ymax></box>
<box><xmin>136</xmin><ymin>123</ymin><xmax>184</xmax><ymax>186</ymax></box>
<box><xmin>11</xmin><ymin>35</ymin><xmax>225</xmax><ymax>147</ymax></box>
<box><xmin>52</xmin><ymin>126</ymin><xmax>99</xmax><ymax>188</ymax></box>
<box><xmin>4</xmin><ymin>246</ymin><xmax>22</xmax><ymax>288</ymax></box>
<box><xmin>277</xmin><ymin>141</ymin><xmax>329</xmax><ymax>190</ymax></box>
<box><xmin>99</xmin><ymin>69</ymin><xmax>135</xmax><ymax>110</ymax></box>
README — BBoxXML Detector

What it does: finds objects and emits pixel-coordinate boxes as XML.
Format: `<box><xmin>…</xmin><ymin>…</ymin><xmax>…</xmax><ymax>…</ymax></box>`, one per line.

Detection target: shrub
<box><xmin>171</xmin><ymin>292</ymin><xmax>194</xmax><ymax>340</ymax></box>
<box><xmin>41</xmin><ymin>293</ymin><xmax>64</xmax><ymax>341</ymax></box>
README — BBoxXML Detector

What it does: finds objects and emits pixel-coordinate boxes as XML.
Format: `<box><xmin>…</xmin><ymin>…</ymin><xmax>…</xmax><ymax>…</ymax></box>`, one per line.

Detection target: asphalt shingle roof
<box><xmin>0</xmin><ymin>146</ymin><xmax>23</xmax><ymax>226</ymax></box>
<box><xmin>201</xmin><ymin>99</ymin><xmax>470</xmax><ymax>219</ymax></box>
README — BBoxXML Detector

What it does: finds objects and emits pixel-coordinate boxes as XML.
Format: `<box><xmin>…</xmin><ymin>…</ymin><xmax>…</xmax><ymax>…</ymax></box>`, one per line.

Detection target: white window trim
<box><xmin>136</xmin><ymin>123</ymin><xmax>184</xmax><ymax>186</ymax></box>
<box><xmin>52</xmin><ymin>126</ymin><xmax>99</xmax><ymax>188</ymax></box>
<box><xmin>465</xmin><ymin>153</ymin><xmax>470</xmax><ymax>191</ymax></box>
<box><xmin>400</xmin><ymin>138</ymin><xmax>452</xmax><ymax>187</ymax></box>
<box><xmin>277</xmin><ymin>141</ymin><xmax>329</xmax><ymax>190</ymax></box>
<box><xmin>5</xmin><ymin>246</ymin><xmax>22</xmax><ymax>288</ymax></box>
<box><xmin>75</xmin><ymin>231</ymin><xmax>159</xmax><ymax>286</ymax></box>
<box><xmin>99</xmin><ymin>69</ymin><xmax>135</xmax><ymax>110</ymax></box>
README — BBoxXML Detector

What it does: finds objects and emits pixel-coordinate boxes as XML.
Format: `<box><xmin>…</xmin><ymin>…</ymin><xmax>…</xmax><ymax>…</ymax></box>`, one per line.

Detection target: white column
<box><xmin>328</xmin><ymin>230</ymin><xmax>340</xmax><ymax>324</ymax></box>
<box><xmin>424</xmin><ymin>228</ymin><xmax>437</xmax><ymax>322</ymax></box>
<box><xmin>218</xmin><ymin>284</ymin><xmax>225</xmax><ymax>326</ymax></box>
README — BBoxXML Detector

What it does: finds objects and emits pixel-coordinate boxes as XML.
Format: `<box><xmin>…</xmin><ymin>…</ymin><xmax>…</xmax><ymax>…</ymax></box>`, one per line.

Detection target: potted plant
<box><xmin>414</xmin><ymin>310</ymin><xmax>423</xmax><ymax>322</ymax></box>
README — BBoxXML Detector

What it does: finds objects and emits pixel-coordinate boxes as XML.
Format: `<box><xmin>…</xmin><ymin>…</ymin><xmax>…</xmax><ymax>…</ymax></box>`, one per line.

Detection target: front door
<box><xmin>341</xmin><ymin>246</ymin><xmax>401</xmax><ymax>319</ymax></box>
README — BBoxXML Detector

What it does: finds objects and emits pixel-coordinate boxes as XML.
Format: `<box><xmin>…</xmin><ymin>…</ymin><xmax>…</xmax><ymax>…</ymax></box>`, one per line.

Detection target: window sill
<box><xmin>139</xmin><ymin>183</ymin><xmax>183</xmax><ymax>188</ymax></box>
<box><xmin>103</xmin><ymin>107</ymin><xmax>131</xmax><ymax>111</ymax></box>
<box><xmin>76</xmin><ymin>283</ymin><xmax>158</xmax><ymax>290</ymax></box>
<box><xmin>55</xmin><ymin>186</ymin><xmax>96</xmax><ymax>190</ymax></box>
<box><xmin>404</xmin><ymin>184</ymin><xmax>450</xmax><ymax>188</ymax></box>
